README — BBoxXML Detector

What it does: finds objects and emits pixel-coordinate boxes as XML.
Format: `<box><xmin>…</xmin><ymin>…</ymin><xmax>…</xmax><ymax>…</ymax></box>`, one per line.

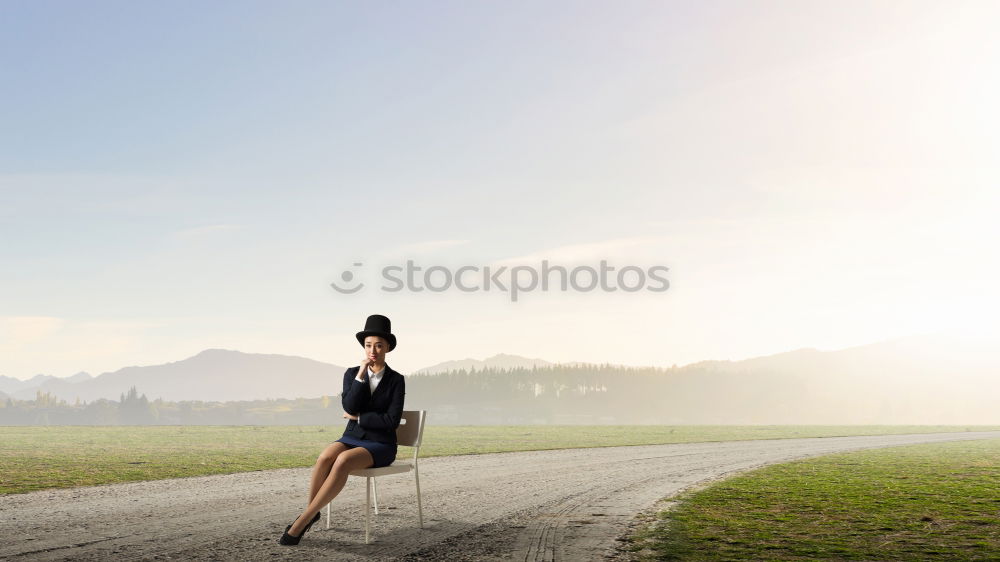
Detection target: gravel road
<box><xmin>3</xmin><ymin>430</ymin><xmax>999</xmax><ymax>561</ymax></box>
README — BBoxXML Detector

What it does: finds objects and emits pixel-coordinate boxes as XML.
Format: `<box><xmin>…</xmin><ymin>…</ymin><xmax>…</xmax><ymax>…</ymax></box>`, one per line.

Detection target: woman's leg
<box><xmin>309</xmin><ymin>442</ymin><xmax>349</xmax><ymax>504</ymax></box>
<box><xmin>289</xmin><ymin>447</ymin><xmax>374</xmax><ymax>536</ymax></box>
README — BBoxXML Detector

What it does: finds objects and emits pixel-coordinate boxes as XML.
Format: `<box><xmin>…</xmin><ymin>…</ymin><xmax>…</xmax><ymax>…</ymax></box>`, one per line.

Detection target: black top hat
<box><xmin>356</xmin><ymin>314</ymin><xmax>397</xmax><ymax>351</ymax></box>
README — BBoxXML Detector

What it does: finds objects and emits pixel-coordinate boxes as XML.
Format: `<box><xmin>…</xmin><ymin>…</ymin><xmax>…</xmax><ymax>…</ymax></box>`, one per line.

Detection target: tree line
<box><xmin>0</xmin><ymin>364</ymin><xmax>683</xmax><ymax>425</ymax></box>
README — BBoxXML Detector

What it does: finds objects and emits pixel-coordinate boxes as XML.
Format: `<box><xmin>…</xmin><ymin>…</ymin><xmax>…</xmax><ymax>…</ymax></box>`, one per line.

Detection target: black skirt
<box><xmin>335</xmin><ymin>434</ymin><xmax>398</xmax><ymax>468</ymax></box>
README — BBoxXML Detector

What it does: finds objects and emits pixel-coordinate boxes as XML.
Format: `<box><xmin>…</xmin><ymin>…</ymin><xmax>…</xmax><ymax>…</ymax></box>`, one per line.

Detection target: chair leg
<box><xmin>326</xmin><ymin>502</ymin><xmax>331</xmax><ymax>530</ymax></box>
<box><xmin>414</xmin><ymin>464</ymin><xmax>423</xmax><ymax>529</ymax></box>
<box><xmin>364</xmin><ymin>476</ymin><xmax>372</xmax><ymax>544</ymax></box>
<box><xmin>373</xmin><ymin>477</ymin><xmax>380</xmax><ymax>515</ymax></box>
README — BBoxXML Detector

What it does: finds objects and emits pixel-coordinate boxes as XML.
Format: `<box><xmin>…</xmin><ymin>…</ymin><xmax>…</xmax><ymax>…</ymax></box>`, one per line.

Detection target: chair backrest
<box><xmin>395</xmin><ymin>410</ymin><xmax>426</xmax><ymax>448</ymax></box>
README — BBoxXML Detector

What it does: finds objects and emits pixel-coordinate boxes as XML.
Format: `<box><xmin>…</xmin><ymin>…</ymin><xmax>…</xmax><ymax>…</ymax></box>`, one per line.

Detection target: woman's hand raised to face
<box><xmin>359</xmin><ymin>355</ymin><xmax>373</xmax><ymax>378</ymax></box>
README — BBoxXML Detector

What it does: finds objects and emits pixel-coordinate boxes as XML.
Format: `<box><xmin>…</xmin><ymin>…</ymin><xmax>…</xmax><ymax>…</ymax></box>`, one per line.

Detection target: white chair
<box><xmin>326</xmin><ymin>409</ymin><xmax>426</xmax><ymax>544</ymax></box>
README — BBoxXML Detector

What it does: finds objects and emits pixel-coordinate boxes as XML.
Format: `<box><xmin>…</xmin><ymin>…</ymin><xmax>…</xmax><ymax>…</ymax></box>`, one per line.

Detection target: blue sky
<box><xmin>2</xmin><ymin>1</ymin><xmax>998</xmax><ymax>379</ymax></box>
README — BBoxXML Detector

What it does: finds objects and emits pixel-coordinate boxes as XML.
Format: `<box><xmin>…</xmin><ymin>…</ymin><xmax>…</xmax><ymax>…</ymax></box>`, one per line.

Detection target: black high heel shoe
<box><xmin>278</xmin><ymin>511</ymin><xmax>321</xmax><ymax>545</ymax></box>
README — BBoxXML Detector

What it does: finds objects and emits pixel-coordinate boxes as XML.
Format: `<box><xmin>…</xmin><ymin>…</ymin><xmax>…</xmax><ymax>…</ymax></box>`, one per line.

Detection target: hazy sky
<box><xmin>2</xmin><ymin>1</ymin><xmax>998</xmax><ymax>380</ymax></box>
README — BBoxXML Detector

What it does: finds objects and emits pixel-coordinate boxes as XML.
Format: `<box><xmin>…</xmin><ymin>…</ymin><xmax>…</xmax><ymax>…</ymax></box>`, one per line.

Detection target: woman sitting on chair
<box><xmin>279</xmin><ymin>314</ymin><xmax>406</xmax><ymax>545</ymax></box>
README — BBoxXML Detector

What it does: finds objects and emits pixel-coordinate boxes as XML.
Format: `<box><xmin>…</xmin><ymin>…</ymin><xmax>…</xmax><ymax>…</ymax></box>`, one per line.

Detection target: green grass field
<box><xmin>1</xmin><ymin>424</ymin><xmax>997</xmax><ymax>495</ymax></box>
<box><xmin>627</xmin><ymin>437</ymin><xmax>1000</xmax><ymax>561</ymax></box>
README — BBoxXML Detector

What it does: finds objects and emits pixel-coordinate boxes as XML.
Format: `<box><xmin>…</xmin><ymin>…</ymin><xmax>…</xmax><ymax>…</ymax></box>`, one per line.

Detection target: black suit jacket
<box><xmin>340</xmin><ymin>363</ymin><xmax>406</xmax><ymax>445</ymax></box>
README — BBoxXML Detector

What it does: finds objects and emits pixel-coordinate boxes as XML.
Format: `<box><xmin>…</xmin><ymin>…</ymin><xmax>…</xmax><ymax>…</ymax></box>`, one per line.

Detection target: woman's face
<box><xmin>364</xmin><ymin>336</ymin><xmax>390</xmax><ymax>364</ymax></box>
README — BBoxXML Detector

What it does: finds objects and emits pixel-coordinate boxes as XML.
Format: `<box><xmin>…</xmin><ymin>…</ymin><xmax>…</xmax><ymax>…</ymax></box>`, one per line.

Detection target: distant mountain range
<box><xmin>0</xmin><ymin>371</ymin><xmax>92</xmax><ymax>394</ymax></box>
<box><xmin>3</xmin><ymin>334</ymin><xmax>998</xmax><ymax>425</ymax></box>
<box><xmin>404</xmin><ymin>333</ymin><xmax>1000</xmax><ymax>425</ymax></box>
<box><xmin>413</xmin><ymin>353</ymin><xmax>553</xmax><ymax>374</ymax></box>
<box><xmin>1</xmin><ymin>350</ymin><xmax>553</xmax><ymax>403</ymax></box>
<box><xmin>3</xmin><ymin>349</ymin><xmax>345</xmax><ymax>402</ymax></box>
